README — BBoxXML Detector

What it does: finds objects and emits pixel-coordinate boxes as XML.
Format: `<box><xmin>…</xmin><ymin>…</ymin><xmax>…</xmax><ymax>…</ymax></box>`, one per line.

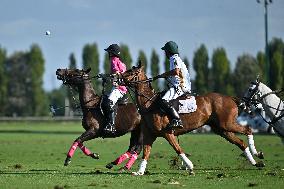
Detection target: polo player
<box><xmin>152</xmin><ymin>41</ymin><xmax>191</xmax><ymax>129</ymax></box>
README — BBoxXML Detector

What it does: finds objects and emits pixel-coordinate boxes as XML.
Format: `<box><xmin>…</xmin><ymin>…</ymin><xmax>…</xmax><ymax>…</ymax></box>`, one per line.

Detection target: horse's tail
<box><xmin>231</xmin><ymin>96</ymin><xmax>241</xmax><ymax>105</ymax></box>
<box><xmin>231</xmin><ymin>96</ymin><xmax>247</xmax><ymax>114</ymax></box>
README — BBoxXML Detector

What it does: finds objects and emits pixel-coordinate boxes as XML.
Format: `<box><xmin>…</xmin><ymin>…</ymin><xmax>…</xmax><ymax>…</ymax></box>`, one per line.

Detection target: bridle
<box><xmin>57</xmin><ymin>69</ymin><xmax>101</xmax><ymax>111</ymax></box>
<box><xmin>241</xmin><ymin>81</ymin><xmax>260</xmax><ymax>107</ymax></box>
<box><xmin>60</xmin><ymin>70</ymin><xmax>93</xmax><ymax>86</ymax></box>
<box><xmin>121</xmin><ymin>69</ymin><xmax>158</xmax><ymax>111</ymax></box>
<box><xmin>241</xmin><ymin>81</ymin><xmax>284</xmax><ymax>125</ymax></box>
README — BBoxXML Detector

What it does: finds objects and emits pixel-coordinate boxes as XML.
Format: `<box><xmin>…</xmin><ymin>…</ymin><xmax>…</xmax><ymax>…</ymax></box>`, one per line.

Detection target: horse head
<box><xmin>56</xmin><ymin>68</ymin><xmax>92</xmax><ymax>87</ymax></box>
<box><xmin>241</xmin><ymin>77</ymin><xmax>262</xmax><ymax>113</ymax></box>
<box><xmin>121</xmin><ymin>61</ymin><xmax>147</xmax><ymax>88</ymax></box>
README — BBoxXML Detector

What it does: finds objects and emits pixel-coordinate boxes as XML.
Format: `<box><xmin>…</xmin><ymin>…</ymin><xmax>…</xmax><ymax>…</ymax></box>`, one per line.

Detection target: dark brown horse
<box><xmin>56</xmin><ymin>68</ymin><xmax>142</xmax><ymax>169</ymax></box>
<box><xmin>120</xmin><ymin>64</ymin><xmax>264</xmax><ymax>175</ymax></box>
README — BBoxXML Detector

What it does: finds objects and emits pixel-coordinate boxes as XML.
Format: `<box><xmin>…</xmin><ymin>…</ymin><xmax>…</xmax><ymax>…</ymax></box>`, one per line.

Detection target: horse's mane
<box><xmin>259</xmin><ymin>82</ymin><xmax>272</xmax><ymax>93</ymax></box>
<box><xmin>139</xmin><ymin>68</ymin><xmax>155</xmax><ymax>92</ymax></box>
<box><xmin>258</xmin><ymin>82</ymin><xmax>283</xmax><ymax>104</ymax></box>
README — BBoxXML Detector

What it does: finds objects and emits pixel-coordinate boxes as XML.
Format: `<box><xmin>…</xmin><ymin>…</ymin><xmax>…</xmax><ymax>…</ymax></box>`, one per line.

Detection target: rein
<box><xmin>126</xmin><ymin>85</ymin><xmax>158</xmax><ymax>113</ymax></box>
<box><xmin>250</xmin><ymin>89</ymin><xmax>284</xmax><ymax>125</ymax></box>
<box><xmin>122</xmin><ymin>72</ymin><xmax>159</xmax><ymax>112</ymax></box>
<box><xmin>60</xmin><ymin>73</ymin><xmax>103</xmax><ymax>112</ymax></box>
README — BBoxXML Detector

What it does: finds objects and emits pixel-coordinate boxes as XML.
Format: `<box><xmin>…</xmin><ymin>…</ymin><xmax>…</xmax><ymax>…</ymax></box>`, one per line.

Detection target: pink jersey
<box><xmin>110</xmin><ymin>57</ymin><xmax>127</xmax><ymax>93</ymax></box>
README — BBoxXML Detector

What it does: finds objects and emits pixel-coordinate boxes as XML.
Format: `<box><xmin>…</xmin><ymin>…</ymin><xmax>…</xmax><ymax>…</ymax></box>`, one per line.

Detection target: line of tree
<box><xmin>0</xmin><ymin>38</ymin><xmax>283</xmax><ymax>116</ymax></box>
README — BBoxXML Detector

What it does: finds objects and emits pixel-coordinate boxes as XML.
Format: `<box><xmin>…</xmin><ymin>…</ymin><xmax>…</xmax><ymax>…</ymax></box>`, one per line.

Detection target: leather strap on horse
<box><xmin>255</xmin><ymin>88</ymin><xmax>284</xmax><ymax>125</ymax></box>
<box><xmin>259</xmin><ymin>88</ymin><xmax>284</xmax><ymax>101</ymax></box>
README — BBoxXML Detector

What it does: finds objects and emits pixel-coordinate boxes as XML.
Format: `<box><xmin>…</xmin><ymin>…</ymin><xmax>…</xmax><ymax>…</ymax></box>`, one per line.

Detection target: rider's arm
<box><xmin>154</xmin><ymin>68</ymin><xmax>181</xmax><ymax>80</ymax></box>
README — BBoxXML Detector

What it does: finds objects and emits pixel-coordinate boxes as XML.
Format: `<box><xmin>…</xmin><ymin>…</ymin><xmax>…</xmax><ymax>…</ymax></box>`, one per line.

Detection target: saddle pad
<box><xmin>178</xmin><ymin>96</ymin><xmax>197</xmax><ymax>114</ymax></box>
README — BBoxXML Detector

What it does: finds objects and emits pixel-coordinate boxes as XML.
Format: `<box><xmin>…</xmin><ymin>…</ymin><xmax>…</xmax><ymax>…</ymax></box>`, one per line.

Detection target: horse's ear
<box><xmin>137</xmin><ymin>60</ymin><xmax>142</xmax><ymax>68</ymax></box>
<box><xmin>85</xmin><ymin>68</ymin><xmax>91</xmax><ymax>74</ymax></box>
<box><xmin>256</xmin><ymin>75</ymin><xmax>260</xmax><ymax>83</ymax></box>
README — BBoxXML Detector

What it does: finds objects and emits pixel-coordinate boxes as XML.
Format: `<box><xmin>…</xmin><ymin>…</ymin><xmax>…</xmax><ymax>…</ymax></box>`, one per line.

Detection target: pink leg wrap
<box><xmin>67</xmin><ymin>141</ymin><xmax>79</xmax><ymax>157</ymax></box>
<box><xmin>113</xmin><ymin>152</ymin><xmax>131</xmax><ymax>165</ymax></box>
<box><xmin>125</xmin><ymin>152</ymin><xmax>138</xmax><ymax>170</ymax></box>
<box><xmin>78</xmin><ymin>143</ymin><xmax>92</xmax><ymax>156</ymax></box>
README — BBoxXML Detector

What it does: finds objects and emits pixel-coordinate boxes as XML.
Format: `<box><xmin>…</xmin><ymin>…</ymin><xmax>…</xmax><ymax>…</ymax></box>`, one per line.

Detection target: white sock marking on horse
<box><xmin>137</xmin><ymin>159</ymin><xmax>147</xmax><ymax>174</ymax></box>
<box><xmin>244</xmin><ymin>147</ymin><xmax>256</xmax><ymax>165</ymax></box>
<box><xmin>179</xmin><ymin>153</ymin><xmax>194</xmax><ymax>170</ymax></box>
<box><xmin>248</xmin><ymin>135</ymin><xmax>258</xmax><ymax>155</ymax></box>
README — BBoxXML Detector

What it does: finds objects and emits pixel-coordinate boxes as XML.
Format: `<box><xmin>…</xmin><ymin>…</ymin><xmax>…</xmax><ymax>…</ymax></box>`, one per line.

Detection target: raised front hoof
<box><xmin>255</xmin><ymin>161</ymin><xmax>265</xmax><ymax>168</ymax></box>
<box><xmin>106</xmin><ymin>163</ymin><xmax>114</xmax><ymax>169</ymax></box>
<box><xmin>90</xmin><ymin>153</ymin><xmax>100</xmax><ymax>159</ymax></box>
<box><xmin>131</xmin><ymin>171</ymin><xmax>144</xmax><ymax>176</ymax></box>
<box><xmin>64</xmin><ymin>157</ymin><xmax>71</xmax><ymax>166</ymax></box>
<box><xmin>256</xmin><ymin>152</ymin><xmax>264</xmax><ymax>159</ymax></box>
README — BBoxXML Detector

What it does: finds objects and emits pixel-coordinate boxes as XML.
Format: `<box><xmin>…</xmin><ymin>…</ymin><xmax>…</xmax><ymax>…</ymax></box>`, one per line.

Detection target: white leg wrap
<box><xmin>179</xmin><ymin>153</ymin><xmax>194</xmax><ymax>170</ymax></box>
<box><xmin>248</xmin><ymin>135</ymin><xmax>257</xmax><ymax>155</ymax></box>
<box><xmin>138</xmin><ymin>159</ymin><xmax>147</xmax><ymax>174</ymax></box>
<box><xmin>244</xmin><ymin>147</ymin><xmax>256</xmax><ymax>165</ymax></box>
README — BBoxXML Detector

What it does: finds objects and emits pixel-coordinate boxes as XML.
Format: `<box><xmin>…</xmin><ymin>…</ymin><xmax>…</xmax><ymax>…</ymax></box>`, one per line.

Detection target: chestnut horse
<box><xmin>56</xmin><ymin>68</ymin><xmax>142</xmax><ymax>170</ymax></box>
<box><xmin>120</xmin><ymin>64</ymin><xmax>264</xmax><ymax>176</ymax></box>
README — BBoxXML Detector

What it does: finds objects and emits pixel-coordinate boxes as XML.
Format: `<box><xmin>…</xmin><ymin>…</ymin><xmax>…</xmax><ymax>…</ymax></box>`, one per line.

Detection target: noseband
<box><xmin>61</xmin><ymin>71</ymin><xmax>91</xmax><ymax>86</ymax></box>
<box><xmin>242</xmin><ymin>82</ymin><xmax>260</xmax><ymax>106</ymax></box>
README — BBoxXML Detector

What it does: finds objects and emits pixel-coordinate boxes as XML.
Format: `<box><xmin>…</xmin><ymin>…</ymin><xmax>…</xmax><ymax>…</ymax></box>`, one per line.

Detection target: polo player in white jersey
<box><xmin>152</xmin><ymin>41</ymin><xmax>191</xmax><ymax>129</ymax></box>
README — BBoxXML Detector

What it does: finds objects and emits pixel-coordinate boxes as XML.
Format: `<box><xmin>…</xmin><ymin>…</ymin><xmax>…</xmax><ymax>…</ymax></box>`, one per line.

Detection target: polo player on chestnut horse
<box><xmin>120</xmin><ymin>41</ymin><xmax>264</xmax><ymax>176</ymax></box>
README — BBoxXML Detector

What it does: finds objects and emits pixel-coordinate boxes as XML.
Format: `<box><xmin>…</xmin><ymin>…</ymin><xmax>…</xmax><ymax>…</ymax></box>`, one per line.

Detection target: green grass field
<box><xmin>0</xmin><ymin>121</ymin><xmax>283</xmax><ymax>189</ymax></box>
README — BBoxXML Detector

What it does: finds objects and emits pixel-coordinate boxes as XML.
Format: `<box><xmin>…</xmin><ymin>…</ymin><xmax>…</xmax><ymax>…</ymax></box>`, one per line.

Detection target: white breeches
<box><xmin>162</xmin><ymin>87</ymin><xmax>190</xmax><ymax>102</ymax></box>
<box><xmin>108</xmin><ymin>88</ymin><xmax>125</xmax><ymax>106</ymax></box>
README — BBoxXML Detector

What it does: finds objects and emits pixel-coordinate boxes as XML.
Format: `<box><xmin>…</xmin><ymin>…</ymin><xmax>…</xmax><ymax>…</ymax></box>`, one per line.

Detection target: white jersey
<box><xmin>168</xmin><ymin>54</ymin><xmax>191</xmax><ymax>92</ymax></box>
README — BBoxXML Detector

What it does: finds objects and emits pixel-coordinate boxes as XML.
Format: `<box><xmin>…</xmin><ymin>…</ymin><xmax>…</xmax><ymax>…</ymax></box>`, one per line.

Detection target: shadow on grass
<box><xmin>0</xmin><ymin>130</ymin><xmax>81</xmax><ymax>135</ymax></box>
<box><xmin>0</xmin><ymin>169</ymin><xmax>190</xmax><ymax>176</ymax></box>
<box><xmin>0</xmin><ymin>167</ymin><xmax>264</xmax><ymax>177</ymax></box>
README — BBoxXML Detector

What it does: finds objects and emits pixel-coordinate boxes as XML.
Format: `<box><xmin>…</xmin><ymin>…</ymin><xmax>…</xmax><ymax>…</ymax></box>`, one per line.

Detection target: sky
<box><xmin>0</xmin><ymin>0</ymin><xmax>283</xmax><ymax>91</ymax></box>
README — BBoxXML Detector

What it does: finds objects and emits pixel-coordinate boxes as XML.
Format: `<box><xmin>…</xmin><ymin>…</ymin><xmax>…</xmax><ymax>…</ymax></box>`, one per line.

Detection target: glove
<box><xmin>111</xmin><ymin>73</ymin><xmax>122</xmax><ymax>79</ymax></box>
<box><xmin>96</xmin><ymin>73</ymin><xmax>103</xmax><ymax>78</ymax></box>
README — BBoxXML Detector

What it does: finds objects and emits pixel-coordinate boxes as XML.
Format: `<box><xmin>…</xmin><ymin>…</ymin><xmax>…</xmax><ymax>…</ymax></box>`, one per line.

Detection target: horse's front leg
<box><xmin>131</xmin><ymin>144</ymin><xmax>153</xmax><ymax>176</ymax></box>
<box><xmin>64</xmin><ymin>128</ymin><xmax>99</xmax><ymax>166</ymax></box>
<box><xmin>164</xmin><ymin>133</ymin><xmax>194</xmax><ymax>175</ymax></box>
<box><xmin>132</xmin><ymin>129</ymin><xmax>157</xmax><ymax>176</ymax></box>
<box><xmin>107</xmin><ymin>126</ymin><xmax>143</xmax><ymax>171</ymax></box>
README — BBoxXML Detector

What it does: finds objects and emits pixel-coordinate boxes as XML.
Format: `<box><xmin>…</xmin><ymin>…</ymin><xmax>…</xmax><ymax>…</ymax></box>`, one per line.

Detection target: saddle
<box><xmin>99</xmin><ymin>95</ymin><xmax>129</xmax><ymax>116</ymax></box>
<box><xmin>117</xmin><ymin>95</ymin><xmax>129</xmax><ymax>105</ymax></box>
<box><xmin>158</xmin><ymin>92</ymin><xmax>197</xmax><ymax>114</ymax></box>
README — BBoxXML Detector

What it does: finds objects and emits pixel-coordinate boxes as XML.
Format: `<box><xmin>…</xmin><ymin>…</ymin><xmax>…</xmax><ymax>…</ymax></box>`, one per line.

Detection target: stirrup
<box><xmin>167</xmin><ymin>119</ymin><xmax>183</xmax><ymax>130</ymax></box>
<box><xmin>104</xmin><ymin>124</ymin><xmax>116</xmax><ymax>134</ymax></box>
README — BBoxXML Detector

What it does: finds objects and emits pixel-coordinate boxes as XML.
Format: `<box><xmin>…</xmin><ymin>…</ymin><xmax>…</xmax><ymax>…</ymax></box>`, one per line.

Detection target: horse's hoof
<box><xmin>189</xmin><ymin>170</ymin><xmax>195</xmax><ymax>176</ymax></box>
<box><xmin>257</xmin><ymin>152</ymin><xmax>264</xmax><ymax>159</ymax></box>
<box><xmin>255</xmin><ymin>161</ymin><xmax>265</xmax><ymax>168</ymax></box>
<box><xmin>106</xmin><ymin>163</ymin><xmax>114</xmax><ymax>169</ymax></box>
<box><xmin>239</xmin><ymin>152</ymin><xmax>246</xmax><ymax>158</ymax></box>
<box><xmin>131</xmin><ymin>171</ymin><xmax>144</xmax><ymax>176</ymax></box>
<box><xmin>118</xmin><ymin>166</ymin><xmax>128</xmax><ymax>173</ymax></box>
<box><xmin>64</xmin><ymin>157</ymin><xmax>71</xmax><ymax>166</ymax></box>
<box><xmin>90</xmin><ymin>153</ymin><xmax>99</xmax><ymax>159</ymax></box>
